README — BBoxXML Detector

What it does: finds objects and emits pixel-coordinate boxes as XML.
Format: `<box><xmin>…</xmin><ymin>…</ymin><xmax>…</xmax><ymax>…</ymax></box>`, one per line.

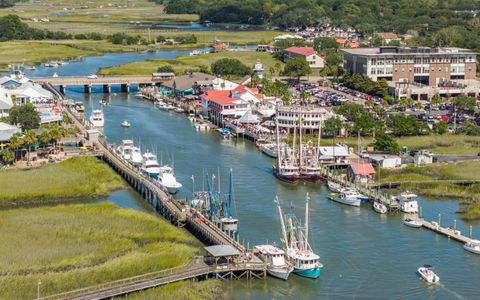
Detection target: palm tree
<box><xmin>22</xmin><ymin>130</ymin><xmax>37</xmax><ymax>164</ymax></box>
<box><xmin>8</xmin><ymin>132</ymin><xmax>23</xmax><ymax>163</ymax></box>
<box><xmin>37</xmin><ymin>130</ymin><xmax>52</xmax><ymax>149</ymax></box>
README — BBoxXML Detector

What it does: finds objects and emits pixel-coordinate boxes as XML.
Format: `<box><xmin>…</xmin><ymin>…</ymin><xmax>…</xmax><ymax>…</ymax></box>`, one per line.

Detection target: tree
<box><xmin>0</xmin><ymin>149</ymin><xmax>14</xmax><ymax>164</ymax></box>
<box><xmin>198</xmin><ymin>64</ymin><xmax>210</xmax><ymax>74</ymax></box>
<box><xmin>283</xmin><ymin>57</ymin><xmax>311</xmax><ymax>81</ymax></box>
<box><xmin>22</xmin><ymin>129</ymin><xmax>37</xmax><ymax>163</ymax></box>
<box><xmin>323</xmin><ymin>117</ymin><xmax>343</xmax><ymax>136</ymax></box>
<box><xmin>37</xmin><ymin>130</ymin><xmax>51</xmax><ymax>148</ymax></box>
<box><xmin>313</xmin><ymin>37</ymin><xmax>339</xmax><ymax>52</ymax></box>
<box><xmin>157</xmin><ymin>65</ymin><xmax>175</xmax><ymax>74</ymax></box>
<box><xmin>374</xmin><ymin>133</ymin><xmax>400</xmax><ymax>153</ymax></box>
<box><xmin>375</xmin><ymin>79</ymin><xmax>389</xmax><ymax>97</ymax></box>
<box><xmin>451</xmin><ymin>95</ymin><xmax>476</xmax><ymax>113</ymax></box>
<box><xmin>211</xmin><ymin>58</ymin><xmax>251</xmax><ymax>77</ymax></box>
<box><xmin>386</xmin><ymin>114</ymin><xmax>430</xmax><ymax>136</ymax></box>
<box><xmin>8</xmin><ymin>103</ymin><xmax>40</xmax><ymax>131</ymax></box>
<box><xmin>435</xmin><ymin>121</ymin><xmax>448</xmax><ymax>135</ymax></box>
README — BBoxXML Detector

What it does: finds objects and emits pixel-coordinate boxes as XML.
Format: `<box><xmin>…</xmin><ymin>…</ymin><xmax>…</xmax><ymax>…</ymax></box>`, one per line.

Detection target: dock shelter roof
<box><xmin>204</xmin><ymin>245</ymin><xmax>241</xmax><ymax>257</ymax></box>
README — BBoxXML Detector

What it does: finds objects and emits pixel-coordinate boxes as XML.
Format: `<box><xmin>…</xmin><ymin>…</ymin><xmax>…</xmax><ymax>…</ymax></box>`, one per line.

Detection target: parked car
<box><xmin>87</xmin><ymin>74</ymin><xmax>98</xmax><ymax>79</ymax></box>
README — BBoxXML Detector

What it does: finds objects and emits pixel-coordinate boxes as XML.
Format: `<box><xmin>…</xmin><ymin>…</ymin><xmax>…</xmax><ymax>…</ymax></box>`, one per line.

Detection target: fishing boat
<box><xmin>373</xmin><ymin>201</ymin><xmax>388</xmax><ymax>214</ymax></box>
<box><xmin>327</xmin><ymin>180</ymin><xmax>343</xmax><ymax>193</ymax></box>
<box><xmin>328</xmin><ymin>190</ymin><xmax>361</xmax><ymax>207</ymax></box>
<box><xmin>89</xmin><ymin>109</ymin><xmax>104</xmax><ymax>127</ymax></box>
<box><xmin>403</xmin><ymin>218</ymin><xmax>422</xmax><ymax>228</ymax></box>
<box><xmin>260</xmin><ymin>143</ymin><xmax>277</xmax><ymax>158</ymax></box>
<box><xmin>130</xmin><ymin>146</ymin><xmax>143</xmax><ymax>166</ymax></box>
<box><xmin>418</xmin><ymin>265</ymin><xmax>440</xmax><ymax>283</ymax></box>
<box><xmin>272</xmin><ymin>110</ymin><xmax>300</xmax><ymax>183</ymax></box>
<box><xmin>255</xmin><ymin>245</ymin><xmax>294</xmax><ymax>280</ymax></box>
<box><xmin>397</xmin><ymin>192</ymin><xmax>419</xmax><ymax>213</ymax></box>
<box><xmin>116</xmin><ymin>140</ymin><xmax>134</xmax><ymax>161</ymax></box>
<box><xmin>121</xmin><ymin>120</ymin><xmax>131</xmax><ymax>128</ymax></box>
<box><xmin>463</xmin><ymin>240</ymin><xmax>480</xmax><ymax>255</ymax></box>
<box><xmin>276</xmin><ymin>194</ymin><xmax>323</xmax><ymax>279</ymax></box>
<box><xmin>156</xmin><ymin>165</ymin><xmax>182</xmax><ymax>194</ymax></box>
<box><xmin>299</xmin><ymin>120</ymin><xmax>322</xmax><ymax>182</ymax></box>
<box><xmin>141</xmin><ymin>152</ymin><xmax>160</xmax><ymax>178</ymax></box>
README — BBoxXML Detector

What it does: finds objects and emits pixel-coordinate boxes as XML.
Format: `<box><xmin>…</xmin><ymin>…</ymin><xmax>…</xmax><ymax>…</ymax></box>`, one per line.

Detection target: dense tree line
<box><xmin>0</xmin><ymin>0</ymin><xmax>25</xmax><ymax>8</ymax></box>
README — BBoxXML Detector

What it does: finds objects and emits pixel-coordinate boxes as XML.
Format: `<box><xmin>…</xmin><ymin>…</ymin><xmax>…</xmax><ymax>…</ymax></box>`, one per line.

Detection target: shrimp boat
<box><xmin>276</xmin><ymin>194</ymin><xmax>323</xmax><ymax>279</ymax></box>
<box><xmin>273</xmin><ymin>110</ymin><xmax>300</xmax><ymax>183</ymax></box>
<box><xmin>463</xmin><ymin>240</ymin><xmax>480</xmax><ymax>255</ymax></box>
<box><xmin>156</xmin><ymin>165</ymin><xmax>182</xmax><ymax>194</ymax></box>
<box><xmin>255</xmin><ymin>245</ymin><xmax>294</xmax><ymax>280</ymax></box>
<box><xmin>373</xmin><ymin>201</ymin><xmax>388</xmax><ymax>214</ymax></box>
<box><xmin>418</xmin><ymin>265</ymin><xmax>440</xmax><ymax>283</ymax></box>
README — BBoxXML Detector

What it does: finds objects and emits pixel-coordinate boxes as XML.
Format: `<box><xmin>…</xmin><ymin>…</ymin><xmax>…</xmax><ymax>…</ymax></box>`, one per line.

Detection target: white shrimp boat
<box><xmin>255</xmin><ymin>245</ymin><xmax>294</xmax><ymax>280</ymax></box>
<box><xmin>156</xmin><ymin>165</ymin><xmax>182</xmax><ymax>194</ymax></box>
<box><xmin>463</xmin><ymin>240</ymin><xmax>480</xmax><ymax>255</ymax></box>
<box><xmin>418</xmin><ymin>265</ymin><xmax>440</xmax><ymax>283</ymax></box>
<box><xmin>373</xmin><ymin>201</ymin><xmax>388</xmax><ymax>214</ymax></box>
<box><xmin>403</xmin><ymin>218</ymin><xmax>422</xmax><ymax>228</ymax></box>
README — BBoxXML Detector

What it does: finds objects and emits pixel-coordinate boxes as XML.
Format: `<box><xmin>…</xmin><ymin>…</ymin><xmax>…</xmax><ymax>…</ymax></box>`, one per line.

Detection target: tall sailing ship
<box><xmin>275</xmin><ymin>193</ymin><xmax>323</xmax><ymax>279</ymax></box>
<box><xmin>273</xmin><ymin>106</ymin><xmax>300</xmax><ymax>183</ymax></box>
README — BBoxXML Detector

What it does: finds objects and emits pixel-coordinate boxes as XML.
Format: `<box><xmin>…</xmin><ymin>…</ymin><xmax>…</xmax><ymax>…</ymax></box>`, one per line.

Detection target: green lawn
<box><xmin>99</xmin><ymin>50</ymin><xmax>283</xmax><ymax>75</ymax></box>
<box><xmin>0</xmin><ymin>156</ymin><xmax>125</xmax><ymax>207</ymax></box>
<box><xmin>0</xmin><ymin>203</ymin><xmax>201</xmax><ymax>299</ymax></box>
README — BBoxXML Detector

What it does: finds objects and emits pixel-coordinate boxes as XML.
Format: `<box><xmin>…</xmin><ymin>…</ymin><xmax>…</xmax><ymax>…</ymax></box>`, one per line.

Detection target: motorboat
<box><xmin>155</xmin><ymin>101</ymin><xmax>168</xmax><ymax>110</ymax></box>
<box><xmin>121</xmin><ymin>120</ymin><xmax>131</xmax><ymax>128</ymax></box>
<box><xmin>397</xmin><ymin>192</ymin><xmax>419</xmax><ymax>214</ymax></box>
<box><xmin>276</xmin><ymin>194</ymin><xmax>323</xmax><ymax>279</ymax></box>
<box><xmin>255</xmin><ymin>245</ymin><xmax>294</xmax><ymax>280</ymax></box>
<box><xmin>300</xmin><ymin>166</ymin><xmax>322</xmax><ymax>182</ymax></box>
<box><xmin>373</xmin><ymin>201</ymin><xmax>388</xmax><ymax>214</ymax></box>
<box><xmin>135</xmin><ymin>92</ymin><xmax>144</xmax><ymax>98</ymax></box>
<box><xmin>260</xmin><ymin>143</ymin><xmax>277</xmax><ymax>158</ymax></box>
<box><xmin>328</xmin><ymin>190</ymin><xmax>361</xmax><ymax>207</ymax></box>
<box><xmin>116</xmin><ymin>140</ymin><xmax>134</xmax><ymax>161</ymax></box>
<box><xmin>217</xmin><ymin>128</ymin><xmax>232</xmax><ymax>139</ymax></box>
<box><xmin>403</xmin><ymin>218</ymin><xmax>422</xmax><ymax>228</ymax></box>
<box><xmin>52</xmin><ymin>72</ymin><xmax>58</xmax><ymax>78</ymax></box>
<box><xmin>463</xmin><ymin>240</ymin><xmax>480</xmax><ymax>255</ymax></box>
<box><xmin>156</xmin><ymin>165</ymin><xmax>182</xmax><ymax>194</ymax></box>
<box><xmin>327</xmin><ymin>180</ymin><xmax>343</xmax><ymax>193</ymax></box>
<box><xmin>130</xmin><ymin>146</ymin><xmax>143</xmax><ymax>166</ymax></box>
<box><xmin>74</xmin><ymin>102</ymin><xmax>85</xmax><ymax>112</ymax></box>
<box><xmin>195</xmin><ymin>122</ymin><xmax>209</xmax><ymax>131</ymax></box>
<box><xmin>89</xmin><ymin>109</ymin><xmax>104</xmax><ymax>127</ymax></box>
<box><xmin>174</xmin><ymin>107</ymin><xmax>184</xmax><ymax>113</ymax></box>
<box><xmin>189</xmin><ymin>49</ymin><xmax>201</xmax><ymax>56</ymax></box>
<box><xmin>418</xmin><ymin>265</ymin><xmax>440</xmax><ymax>283</ymax></box>
<box><xmin>141</xmin><ymin>152</ymin><xmax>160</xmax><ymax>178</ymax></box>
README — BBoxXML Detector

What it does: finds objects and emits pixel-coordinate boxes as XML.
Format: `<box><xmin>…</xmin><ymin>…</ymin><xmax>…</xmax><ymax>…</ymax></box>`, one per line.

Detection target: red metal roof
<box><xmin>350</xmin><ymin>162</ymin><xmax>376</xmax><ymax>176</ymax></box>
<box><xmin>285</xmin><ymin>46</ymin><xmax>316</xmax><ymax>56</ymax></box>
<box><xmin>200</xmin><ymin>85</ymin><xmax>264</xmax><ymax>106</ymax></box>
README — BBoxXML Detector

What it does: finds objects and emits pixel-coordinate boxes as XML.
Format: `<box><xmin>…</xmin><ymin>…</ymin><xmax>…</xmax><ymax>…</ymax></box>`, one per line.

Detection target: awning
<box><xmin>238</xmin><ymin>111</ymin><xmax>259</xmax><ymax>124</ymax></box>
<box><xmin>204</xmin><ymin>245</ymin><xmax>241</xmax><ymax>257</ymax></box>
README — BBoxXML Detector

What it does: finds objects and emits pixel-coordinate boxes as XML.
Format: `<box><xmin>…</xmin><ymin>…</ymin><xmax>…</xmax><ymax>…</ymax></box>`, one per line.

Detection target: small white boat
<box><xmin>397</xmin><ymin>192</ymin><xmax>419</xmax><ymax>214</ymax></box>
<box><xmin>418</xmin><ymin>265</ymin><xmax>440</xmax><ymax>283</ymax></box>
<box><xmin>141</xmin><ymin>152</ymin><xmax>161</xmax><ymax>178</ymax></box>
<box><xmin>135</xmin><ymin>92</ymin><xmax>144</xmax><ymax>98</ymax></box>
<box><xmin>188</xmin><ymin>114</ymin><xmax>195</xmax><ymax>122</ymax></box>
<box><xmin>403</xmin><ymin>218</ymin><xmax>422</xmax><ymax>228</ymax></box>
<box><xmin>89</xmin><ymin>109</ymin><xmax>104</xmax><ymax>127</ymax></box>
<box><xmin>327</xmin><ymin>180</ymin><xmax>343</xmax><ymax>193</ymax></box>
<box><xmin>116</xmin><ymin>140</ymin><xmax>134</xmax><ymax>161</ymax></box>
<box><xmin>52</xmin><ymin>72</ymin><xmax>58</xmax><ymax>78</ymax></box>
<box><xmin>156</xmin><ymin>165</ymin><xmax>182</xmax><ymax>194</ymax></box>
<box><xmin>373</xmin><ymin>201</ymin><xmax>388</xmax><ymax>214</ymax></box>
<box><xmin>121</xmin><ymin>120</ymin><xmax>131</xmax><ymax>128</ymax></box>
<box><xmin>255</xmin><ymin>245</ymin><xmax>293</xmax><ymax>280</ymax></box>
<box><xmin>260</xmin><ymin>143</ymin><xmax>277</xmax><ymax>158</ymax></box>
<box><xmin>174</xmin><ymin>107</ymin><xmax>184</xmax><ymax>113</ymax></box>
<box><xmin>328</xmin><ymin>190</ymin><xmax>361</xmax><ymax>207</ymax></box>
<box><xmin>463</xmin><ymin>240</ymin><xmax>480</xmax><ymax>255</ymax></box>
<box><xmin>189</xmin><ymin>49</ymin><xmax>201</xmax><ymax>56</ymax></box>
<box><xmin>130</xmin><ymin>146</ymin><xmax>143</xmax><ymax>166</ymax></box>
<box><xmin>155</xmin><ymin>101</ymin><xmax>168</xmax><ymax>110</ymax></box>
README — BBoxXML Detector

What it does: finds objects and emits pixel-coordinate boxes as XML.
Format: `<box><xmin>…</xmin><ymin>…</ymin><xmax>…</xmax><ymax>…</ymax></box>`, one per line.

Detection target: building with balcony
<box><xmin>276</xmin><ymin>106</ymin><xmax>337</xmax><ymax>134</ymax></box>
<box><xmin>342</xmin><ymin>46</ymin><xmax>478</xmax><ymax>99</ymax></box>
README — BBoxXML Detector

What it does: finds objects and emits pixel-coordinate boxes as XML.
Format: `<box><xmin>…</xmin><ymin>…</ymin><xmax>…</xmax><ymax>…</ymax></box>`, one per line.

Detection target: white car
<box><xmin>87</xmin><ymin>74</ymin><xmax>98</xmax><ymax>79</ymax></box>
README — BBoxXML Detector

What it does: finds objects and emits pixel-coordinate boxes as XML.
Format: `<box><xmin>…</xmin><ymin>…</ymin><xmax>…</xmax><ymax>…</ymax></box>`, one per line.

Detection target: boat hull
<box><xmin>463</xmin><ymin>244</ymin><xmax>480</xmax><ymax>255</ymax></box>
<box><xmin>268</xmin><ymin>267</ymin><xmax>292</xmax><ymax>280</ymax></box>
<box><xmin>273</xmin><ymin>166</ymin><xmax>300</xmax><ymax>184</ymax></box>
<box><xmin>404</xmin><ymin>220</ymin><xmax>422</xmax><ymax>228</ymax></box>
<box><xmin>293</xmin><ymin>267</ymin><xmax>321</xmax><ymax>279</ymax></box>
<box><xmin>328</xmin><ymin>195</ymin><xmax>361</xmax><ymax>207</ymax></box>
<box><xmin>301</xmin><ymin>173</ymin><xmax>323</xmax><ymax>182</ymax></box>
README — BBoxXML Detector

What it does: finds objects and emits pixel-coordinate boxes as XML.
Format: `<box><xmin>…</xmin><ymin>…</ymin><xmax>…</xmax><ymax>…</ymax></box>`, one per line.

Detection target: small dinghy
<box><xmin>373</xmin><ymin>201</ymin><xmax>388</xmax><ymax>214</ymax></box>
<box><xmin>120</xmin><ymin>121</ymin><xmax>131</xmax><ymax>128</ymax></box>
<box><xmin>404</xmin><ymin>218</ymin><xmax>422</xmax><ymax>228</ymax></box>
<box><xmin>418</xmin><ymin>265</ymin><xmax>440</xmax><ymax>283</ymax></box>
<box><xmin>463</xmin><ymin>240</ymin><xmax>480</xmax><ymax>255</ymax></box>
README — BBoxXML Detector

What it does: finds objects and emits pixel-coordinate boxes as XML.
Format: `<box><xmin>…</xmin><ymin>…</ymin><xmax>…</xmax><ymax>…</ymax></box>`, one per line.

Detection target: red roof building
<box><xmin>283</xmin><ymin>47</ymin><xmax>324</xmax><ymax>69</ymax></box>
<box><xmin>347</xmin><ymin>162</ymin><xmax>376</xmax><ymax>184</ymax></box>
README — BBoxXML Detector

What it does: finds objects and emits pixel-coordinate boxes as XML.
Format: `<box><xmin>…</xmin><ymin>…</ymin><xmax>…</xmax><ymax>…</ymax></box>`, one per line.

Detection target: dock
<box><xmin>420</xmin><ymin>218</ymin><xmax>474</xmax><ymax>244</ymax></box>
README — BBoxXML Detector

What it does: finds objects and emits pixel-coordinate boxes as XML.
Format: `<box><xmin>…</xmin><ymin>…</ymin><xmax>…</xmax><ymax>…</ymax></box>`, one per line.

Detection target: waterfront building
<box><xmin>200</xmin><ymin>85</ymin><xmax>265</xmax><ymax>125</ymax></box>
<box><xmin>347</xmin><ymin>162</ymin><xmax>376</xmax><ymax>184</ymax></box>
<box><xmin>369</xmin><ymin>154</ymin><xmax>402</xmax><ymax>169</ymax></box>
<box><xmin>318</xmin><ymin>146</ymin><xmax>349</xmax><ymax>164</ymax></box>
<box><xmin>151</xmin><ymin>72</ymin><xmax>175</xmax><ymax>83</ymax></box>
<box><xmin>0</xmin><ymin>88</ymin><xmax>14</xmax><ymax>117</ymax></box>
<box><xmin>0</xmin><ymin>74</ymin><xmax>53</xmax><ymax>104</ymax></box>
<box><xmin>283</xmin><ymin>47</ymin><xmax>325</xmax><ymax>69</ymax></box>
<box><xmin>161</xmin><ymin>73</ymin><xmax>240</xmax><ymax>95</ymax></box>
<box><xmin>276</xmin><ymin>106</ymin><xmax>336</xmax><ymax>134</ymax></box>
<box><xmin>0</xmin><ymin>122</ymin><xmax>21</xmax><ymax>142</ymax></box>
<box><xmin>342</xmin><ymin>46</ymin><xmax>479</xmax><ymax>100</ymax></box>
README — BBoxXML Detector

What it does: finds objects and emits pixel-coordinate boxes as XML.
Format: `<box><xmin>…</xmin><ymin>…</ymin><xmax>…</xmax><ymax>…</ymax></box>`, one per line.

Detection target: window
<box><xmin>401</xmin><ymin>67</ymin><xmax>405</xmax><ymax>72</ymax></box>
<box><xmin>438</xmin><ymin>67</ymin><xmax>442</xmax><ymax>72</ymax></box>
<box><xmin>445</xmin><ymin>67</ymin><xmax>449</xmax><ymax>72</ymax></box>
<box><xmin>370</xmin><ymin>68</ymin><xmax>376</xmax><ymax>75</ymax></box>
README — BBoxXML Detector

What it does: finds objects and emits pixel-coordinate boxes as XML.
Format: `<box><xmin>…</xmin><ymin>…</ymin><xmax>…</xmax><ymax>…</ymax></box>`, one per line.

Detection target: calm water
<box><xmin>65</xmin><ymin>92</ymin><xmax>480</xmax><ymax>300</ymax></box>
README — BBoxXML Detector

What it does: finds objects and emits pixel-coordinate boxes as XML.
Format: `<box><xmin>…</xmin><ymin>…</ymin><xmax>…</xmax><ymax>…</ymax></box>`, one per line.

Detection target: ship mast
<box><xmin>305</xmin><ymin>193</ymin><xmax>310</xmax><ymax>250</ymax></box>
<box><xmin>299</xmin><ymin>112</ymin><xmax>303</xmax><ymax>171</ymax></box>
<box><xmin>275</xmin><ymin>105</ymin><xmax>281</xmax><ymax>169</ymax></box>
<box><xmin>275</xmin><ymin>196</ymin><xmax>288</xmax><ymax>248</ymax></box>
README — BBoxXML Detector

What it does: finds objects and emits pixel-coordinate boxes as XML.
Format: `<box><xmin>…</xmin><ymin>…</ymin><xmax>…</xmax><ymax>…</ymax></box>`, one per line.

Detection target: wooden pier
<box><xmin>420</xmin><ymin>218</ymin><xmax>474</xmax><ymax>244</ymax></box>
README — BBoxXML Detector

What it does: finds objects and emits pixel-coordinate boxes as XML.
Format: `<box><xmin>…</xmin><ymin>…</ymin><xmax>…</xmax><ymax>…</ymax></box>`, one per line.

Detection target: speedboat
<box><xmin>327</xmin><ymin>181</ymin><xmax>343</xmax><ymax>193</ymax></box>
<box><xmin>189</xmin><ymin>49</ymin><xmax>201</xmax><ymax>56</ymax></box>
<box><xmin>156</xmin><ymin>165</ymin><xmax>182</xmax><ymax>194</ymax></box>
<box><xmin>403</xmin><ymin>218</ymin><xmax>422</xmax><ymax>228</ymax></box>
<box><xmin>141</xmin><ymin>152</ymin><xmax>160</xmax><ymax>178</ymax></box>
<box><xmin>328</xmin><ymin>190</ymin><xmax>361</xmax><ymax>207</ymax></box>
<box><xmin>116</xmin><ymin>140</ymin><xmax>134</xmax><ymax>161</ymax></box>
<box><xmin>217</xmin><ymin>128</ymin><xmax>232</xmax><ymax>139</ymax></box>
<box><xmin>156</xmin><ymin>101</ymin><xmax>168</xmax><ymax>110</ymax></box>
<box><xmin>255</xmin><ymin>245</ymin><xmax>294</xmax><ymax>280</ymax></box>
<box><xmin>121</xmin><ymin>120</ymin><xmax>131</xmax><ymax>128</ymax></box>
<box><xmin>418</xmin><ymin>265</ymin><xmax>440</xmax><ymax>283</ymax></box>
<box><xmin>373</xmin><ymin>201</ymin><xmax>388</xmax><ymax>214</ymax></box>
<box><xmin>260</xmin><ymin>143</ymin><xmax>277</xmax><ymax>158</ymax></box>
<box><xmin>89</xmin><ymin>109</ymin><xmax>104</xmax><ymax>127</ymax></box>
<box><xmin>463</xmin><ymin>240</ymin><xmax>480</xmax><ymax>255</ymax></box>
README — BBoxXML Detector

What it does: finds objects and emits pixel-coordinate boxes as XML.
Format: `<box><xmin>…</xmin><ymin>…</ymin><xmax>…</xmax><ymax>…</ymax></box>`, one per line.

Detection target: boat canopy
<box><xmin>423</xmin><ymin>264</ymin><xmax>433</xmax><ymax>268</ymax></box>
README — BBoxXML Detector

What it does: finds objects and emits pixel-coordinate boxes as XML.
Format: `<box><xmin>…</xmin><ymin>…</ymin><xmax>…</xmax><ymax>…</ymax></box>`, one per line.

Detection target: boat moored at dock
<box><xmin>255</xmin><ymin>244</ymin><xmax>294</xmax><ymax>280</ymax></box>
<box><xmin>156</xmin><ymin>165</ymin><xmax>182</xmax><ymax>194</ymax></box>
<box><xmin>403</xmin><ymin>218</ymin><xmax>423</xmax><ymax>228</ymax></box>
<box><xmin>373</xmin><ymin>201</ymin><xmax>388</xmax><ymax>214</ymax></box>
<box><xmin>89</xmin><ymin>109</ymin><xmax>104</xmax><ymax>128</ymax></box>
<box><xmin>116</xmin><ymin>139</ymin><xmax>134</xmax><ymax>160</ymax></box>
<box><xmin>328</xmin><ymin>190</ymin><xmax>361</xmax><ymax>207</ymax></box>
<box><xmin>397</xmin><ymin>192</ymin><xmax>419</xmax><ymax>214</ymax></box>
<box><xmin>463</xmin><ymin>240</ymin><xmax>480</xmax><ymax>255</ymax></box>
<box><xmin>141</xmin><ymin>152</ymin><xmax>161</xmax><ymax>178</ymax></box>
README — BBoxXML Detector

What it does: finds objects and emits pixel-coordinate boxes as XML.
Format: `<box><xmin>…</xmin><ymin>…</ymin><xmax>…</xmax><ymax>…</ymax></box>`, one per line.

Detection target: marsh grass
<box><xmin>0</xmin><ymin>203</ymin><xmax>201</xmax><ymax>299</ymax></box>
<box><xmin>124</xmin><ymin>279</ymin><xmax>222</xmax><ymax>300</ymax></box>
<box><xmin>0</xmin><ymin>156</ymin><xmax>125</xmax><ymax>206</ymax></box>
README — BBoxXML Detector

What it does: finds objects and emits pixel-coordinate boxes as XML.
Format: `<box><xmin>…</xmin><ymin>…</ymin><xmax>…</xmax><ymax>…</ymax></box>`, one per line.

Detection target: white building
<box><xmin>318</xmin><ymin>146</ymin><xmax>349</xmax><ymax>164</ymax></box>
<box><xmin>414</xmin><ymin>150</ymin><xmax>434</xmax><ymax>165</ymax></box>
<box><xmin>0</xmin><ymin>75</ymin><xmax>53</xmax><ymax>105</ymax></box>
<box><xmin>369</xmin><ymin>154</ymin><xmax>402</xmax><ymax>169</ymax></box>
<box><xmin>284</xmin><ymin>47</ymin><xmax>325</xmax><ymax>69</ymax></box>
<box><xmin>0</xmin><ymin>122</ymin><xmax>21</xmax><ymax>142</ymax></box>
<box><xmin>0</xmin><ymin>88</ymin><xmax>14</xmax><ymax>117</ymax></box>
<box><xmin>276</xmin><ymin>106</ymin><xmax>337</xmax><ymax>134</ymax></box>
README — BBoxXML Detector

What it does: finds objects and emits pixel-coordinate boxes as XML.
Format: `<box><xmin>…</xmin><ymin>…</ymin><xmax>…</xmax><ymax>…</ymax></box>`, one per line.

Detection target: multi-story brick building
<box><xmin>342</xmin><ymin>46</ymin><xmax>479</xmax><ymax>100</ymax></box>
